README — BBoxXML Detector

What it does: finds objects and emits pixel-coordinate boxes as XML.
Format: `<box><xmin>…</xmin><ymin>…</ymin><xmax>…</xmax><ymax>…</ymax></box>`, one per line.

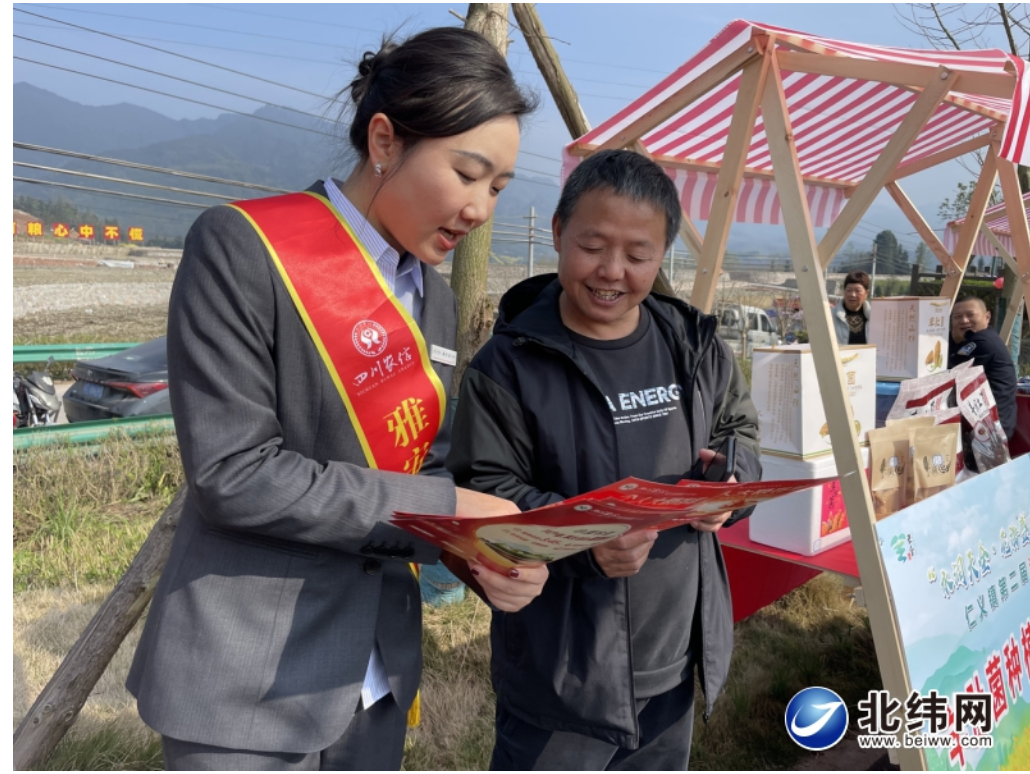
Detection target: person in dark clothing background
<box><xmin>949</xmin><ymin>294</ymin><xmax>1018</xmax><ymax>465</ymax></box>
<box><xmin>832</xmin><ymin>270</ymin><xmax>871</xmax><ymax>345</ymax></box>
<box><xmin>447</xmin><ymin>150</ymin><xmax>761</xmax><ymax>770</ymax></box>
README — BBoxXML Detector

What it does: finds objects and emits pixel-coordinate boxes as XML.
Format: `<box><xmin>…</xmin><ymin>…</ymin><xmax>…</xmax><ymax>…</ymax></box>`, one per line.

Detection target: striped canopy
<box><xmin>564</xmin><ymin>19</ymin><xmax>1029</xmax><ymax>228</ymax></box>
<box><xmin>944</xmin><ymin>190</ymin><xmax>1030</xmax><ymax>257</ymax></box>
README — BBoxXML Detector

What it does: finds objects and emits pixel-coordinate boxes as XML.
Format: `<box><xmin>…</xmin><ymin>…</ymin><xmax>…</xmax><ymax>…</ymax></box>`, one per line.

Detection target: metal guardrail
<box><xmin>13</xmin><ymin>414</ymin><xmax>175</xmax><ymax>451</ymax></box>
<box><xmin>14</xmin><ymin>343</ymin><xmax>140</xmax><ymax>364</ymax></box>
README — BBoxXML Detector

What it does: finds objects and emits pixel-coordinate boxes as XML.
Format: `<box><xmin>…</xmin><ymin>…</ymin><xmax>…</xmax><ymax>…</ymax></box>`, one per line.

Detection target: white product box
<box><xmin>748</xmin><ymin>450</ymin><xmax>868</xmax><ymax>556</ymax></box>
<box><xmin>868</xmin><ymin>296</ymin><xmax>950</xmax><ymax>381</ymax></box>
<box><xmin>751</xmin><ymin>344</ymin><xmax>876</xmax><ymax>459</ymax></box>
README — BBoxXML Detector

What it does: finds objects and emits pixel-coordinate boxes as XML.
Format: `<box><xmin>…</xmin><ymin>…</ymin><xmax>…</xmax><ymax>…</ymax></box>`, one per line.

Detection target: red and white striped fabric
<box><xmin>563</xmin><ymin>19</ymin><xmax>1028</xmax><ymax>228</ymax></box>
<box><xmin>943</xmin><ymin>190</ymin><xmax>1030</xmax><ymax>256</ymax></box>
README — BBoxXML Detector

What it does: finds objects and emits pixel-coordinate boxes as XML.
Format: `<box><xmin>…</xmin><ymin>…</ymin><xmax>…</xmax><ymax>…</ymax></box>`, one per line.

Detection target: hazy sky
<box><xmin>9</xmin><ymin>3</ymin><xmax>1022</xmax><ymax>250</ymax></box>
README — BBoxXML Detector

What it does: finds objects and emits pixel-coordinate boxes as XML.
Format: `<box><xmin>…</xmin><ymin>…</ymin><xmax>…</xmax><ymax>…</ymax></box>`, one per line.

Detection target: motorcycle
<box><xmin>14</xmin><ymin>356</ymin><xmax>62</xmax><ymax>428</ymax></box>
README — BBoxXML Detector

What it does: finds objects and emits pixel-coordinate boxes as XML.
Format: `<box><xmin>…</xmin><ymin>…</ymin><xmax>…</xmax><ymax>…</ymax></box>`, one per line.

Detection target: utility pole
<box><xmin>870</xmin><ymin>243</ymin><xmax>878</xmax><ymax>297</ymax></box>
<box><xmin>526</xmin><ymin>206</ymin><xmax>536</xmax><ymax>279</ymax></box>
<box><xmin>449</xmin><ymin>3</ymin><xmax>510</xmax><ymax>395</ymax></box>
<box><xmin>512</xmin><ymin>3</ymin><xmax>675</xmax><ymax>296</ymax></box>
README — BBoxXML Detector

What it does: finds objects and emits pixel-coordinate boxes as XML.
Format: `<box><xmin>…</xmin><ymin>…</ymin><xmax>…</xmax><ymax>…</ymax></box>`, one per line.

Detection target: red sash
<box><xmin>229</xmin><ymin>192</ymin><xmax>446</xmax><ymax>474</ymax></box>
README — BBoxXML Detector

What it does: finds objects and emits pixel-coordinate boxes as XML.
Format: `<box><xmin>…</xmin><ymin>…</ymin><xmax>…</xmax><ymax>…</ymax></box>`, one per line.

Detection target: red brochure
<box><xmin>392</xmin><ymin>476</ymin><xmax>836</xmax><ymax>573</ymax></box>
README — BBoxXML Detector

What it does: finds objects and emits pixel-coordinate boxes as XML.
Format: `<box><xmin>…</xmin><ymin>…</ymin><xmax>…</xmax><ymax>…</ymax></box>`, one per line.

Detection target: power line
<box><xmin>24</xmin><ymin>4</ymin><xmax>358</xmax><ymax>51</ymax></box>
<box><xmin>14</xmin><ymin>56</ymin><xmax>336</xmax><ymax>138</ymax></box>
<box><xmin>14</xmin><ymin>162</ymin><xmax>239</xmax><ymax>202</ymax></box>
<box><xmin>14</xmin><ymin>177</ymin><xmax>212</xmax><ymax>209</ymax></box>
<box><xmin>195</xmin><ymin>3</ymin><xmax>385</xmax><ymax>35</ymax></box>
<box><xmin>15</xmin><ymin>34</ymin><xmax>337</xmax><ymax>124</ymax></box>
<box><xmin>15</xmin><ymin>142</ymin><xmax>290</xmax><ymax>193</ymax></box>
<box><xmin>15</xmin><ymin>9</ymin><xmax>340</xmax><ymax>103</ymax></box>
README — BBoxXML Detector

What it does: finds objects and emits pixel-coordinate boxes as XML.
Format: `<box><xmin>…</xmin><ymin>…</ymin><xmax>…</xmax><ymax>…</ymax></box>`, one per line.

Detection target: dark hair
<box><xmin>844</xmin><ymin>271</ymin><xmax>871</xmax><ymax>292</ymax></box>
<box><xmin>339</xmin><ymin>27</ymin><xmax>536</xmax><ymax>161</ymax></box>
<box><xmin>954</xmin><ymin>293</ymin><xmax>988</xmax><ymax>312</ymax></box>
<box><xmin>555</xmin><ymin>150</ymin><xmax>681</xmax><ymax>249</ymax></box>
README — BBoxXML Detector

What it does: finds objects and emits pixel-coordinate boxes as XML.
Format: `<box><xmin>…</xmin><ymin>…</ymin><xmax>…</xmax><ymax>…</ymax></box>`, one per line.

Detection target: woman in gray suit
<box><xmin>127</xmin><ymin>27</ymin><xmax>546</xmax><ymax>771</ymax></box>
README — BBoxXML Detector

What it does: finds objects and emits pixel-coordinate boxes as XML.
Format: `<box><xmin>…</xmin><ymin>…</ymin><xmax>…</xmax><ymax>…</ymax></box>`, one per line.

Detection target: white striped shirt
<box><xmin>323</xmin><ymin>177</ymin><xmax>425</xmax><ymax>708</ymax></box>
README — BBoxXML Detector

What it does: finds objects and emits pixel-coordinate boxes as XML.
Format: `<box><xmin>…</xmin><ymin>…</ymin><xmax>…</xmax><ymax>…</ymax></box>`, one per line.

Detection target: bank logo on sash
<box><xmin>785</xmin><ymin>686</ymin><xmax>849</xmax><ymax>751</ymax></box>
<box><xmin>353</xmin><ymin>320</ymin><xmax>388</xmax><ymax>357</ymax></box>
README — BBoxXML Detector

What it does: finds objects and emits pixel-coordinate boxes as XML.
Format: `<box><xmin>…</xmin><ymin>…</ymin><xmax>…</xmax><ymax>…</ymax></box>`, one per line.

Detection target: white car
<box><xmin>715</xmin><ymin>304</ymin><xmax>781</xmax><ymax>356</ymax></box>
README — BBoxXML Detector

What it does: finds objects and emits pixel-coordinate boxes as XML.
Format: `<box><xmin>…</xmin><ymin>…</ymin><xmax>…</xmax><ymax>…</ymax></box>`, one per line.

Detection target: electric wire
<box><xmin>14</xmin><ymin>162</ymin><xmax>239</xmax><ymax>201</ymax></box>
<box><xmin>14</xmin><ymin>56</ymin><xmax>338</xmax><ymax>138</ymax></box>
<box><xmin>15</xmin><ymin>9</ymin><xmax>341</xmax><ymax>103</ymax></box>
<box><xmin>14</xmin><ymin>177</ymin><xmax>212</xmax><ymax>209</ymax></box>
<box><xmin>15</xmin><ymin>34</ymin><xmax>339</xmax><ymax>124</ymax></box>
<box><xmin>14</xmin><ymin>142</ymin><xmax>290</xmax><ymax>193</ymax></box>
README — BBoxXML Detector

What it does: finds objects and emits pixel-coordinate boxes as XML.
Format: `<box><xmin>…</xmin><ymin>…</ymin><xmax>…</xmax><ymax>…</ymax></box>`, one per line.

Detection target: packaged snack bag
<box><xmin>886</xmin><ymin>372</ymin><xmax>956</xmax><ymax>421</ymax></box>
<box><xmin>868</xmin><ymin>425</ymin><xmax>910</xmax><ymax>520</ymax></box>
<box><xmin>955</xmin><ymin>366</ymin><xmax>1011</xmax><ymax>472</ymax></box>
<box><xmin>911</xmin><ymin>424</ymin><xmax>960</xmax><ymax>502</ymax></box>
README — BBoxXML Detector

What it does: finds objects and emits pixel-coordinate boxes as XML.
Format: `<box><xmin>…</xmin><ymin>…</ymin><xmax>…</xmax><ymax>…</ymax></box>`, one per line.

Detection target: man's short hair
<box><xmin>954</xmin><ymin>293</ymin><xmax>988</xmax><ymax>313</ymax></box>
<box><xmin>555</xmin><ymin>150</ymin><xmax>682</xmax><ymax>250</ymax></box>
<box><xmin>844</xmin><ymin>271</ymin><xmax>871</xmax><ymax>292</ymax></box>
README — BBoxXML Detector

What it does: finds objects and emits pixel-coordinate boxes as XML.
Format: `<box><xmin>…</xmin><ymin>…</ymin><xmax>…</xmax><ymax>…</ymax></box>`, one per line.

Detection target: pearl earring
<box><xmin>374</xmin><ymin>163</ymin><xmax>383</xmax><ymax>178</ymax></box>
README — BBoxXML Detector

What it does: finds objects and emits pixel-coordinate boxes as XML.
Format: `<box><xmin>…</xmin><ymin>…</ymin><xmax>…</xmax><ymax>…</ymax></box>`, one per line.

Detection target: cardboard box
<box><xmin>751</xmin><ymin>344</ymin><xmax>876</xmax><ymax>458</ymax></box>
<box><xmin>748</xmin><ymin>450</ymin><xmax>868</xmax><ymax>555</ymax></box>
<box><xmin>868</xmin><ymin>296</ymin><xmax>950</xmax><ymax>381</ymax></box>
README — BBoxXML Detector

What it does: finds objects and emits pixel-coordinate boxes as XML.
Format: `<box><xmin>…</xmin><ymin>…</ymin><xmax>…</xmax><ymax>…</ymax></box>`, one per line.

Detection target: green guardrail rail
<box><xmin>14</xmin><ymin>343</ymin><xmax>140</xmax><ymax>364</ymax></box>
<box><xmin>13</xmin><ymin>414</ymin><xmax>175</xmax><ymax>451</ymax></box>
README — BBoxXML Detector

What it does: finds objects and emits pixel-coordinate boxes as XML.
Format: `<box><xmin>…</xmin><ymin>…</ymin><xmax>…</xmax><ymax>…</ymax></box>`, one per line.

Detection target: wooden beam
<box><xmin>995</xmin><ymin>157</ymin><xmax>1030</xmax><ymax>347</ymax></box>
<box><xmin>886</xmin><ymin>182</ymin><xmax>961</xmax><ymax>275</ymax></box>
<box><xmin>760</xmin><ymin>51</ymin><xmax>925</xmax><ymax>772</ymax></box>
<box><xmin>678</xmin><ymin>212</ymin><xmax>704</xmax><ymax>261</ymax></box>
<box><xmin>570</xmin><ymin>144</ymin><xmax>855</xmax><ymax>189</ymax></box>
<box><xmin>511</xmin><ymin>3</ymin><xmax>589</xmax><ymax>138</ymax></box>
<box><xmin>689</xmin><ymin>52</ymin><xmax>772</xmax><ymax>312</ymax></box>
<box><xmin>887</xmin><ymin>132</ymin><xmax>995</xmax><ymax>184</ymax></box>
<box><xmin>776</xmin><ymin>49</ymin><xmax>1016</xmax><ymax>101</ymax></box>
<box><xmin>590</xmin><ymin>37</ymin><xmax>765</xmax><ymax>152</ymax></box>
<box><xmin>818</xmin><ymin>66</ymin><xmax>957</xmax><ymax>269</ymax></box>
<box><xmin>941</xmin><ymin>147</ymin><xmax>999</xmax><ymax>302</ymax></box>
<box><xmin>980</xmin><ymin>224</ymin><xmax>1020</xmax><ymax>275</ymax></box>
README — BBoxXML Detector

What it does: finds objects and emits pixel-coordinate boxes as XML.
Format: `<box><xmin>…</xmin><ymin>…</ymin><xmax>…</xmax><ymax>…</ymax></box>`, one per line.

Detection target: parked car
<box><xmin>715</xmin><ymin>304</ymin><xmax>781</xmax><ymax>356</ymax></box>
<box><xmin>64</xmin><ymin>337</ymin><xmax>171</xmax><ymax>422</ymax></box>
<box><xmin>1018</xmin><ymin>375</ymin><xmax>1030</xmax><ymax>395</ymax></box>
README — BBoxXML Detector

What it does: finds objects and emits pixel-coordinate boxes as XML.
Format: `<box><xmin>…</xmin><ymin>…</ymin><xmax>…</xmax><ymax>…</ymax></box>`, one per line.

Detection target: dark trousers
<box><xmin>491</xmin><ymin>678</ymin><xmax>696</xmax><ymax>771</ymax></box>
<box><xmin>161</xmin><ymin>695</ymin><xmax>407</xmax><ymax>771</ymax></box>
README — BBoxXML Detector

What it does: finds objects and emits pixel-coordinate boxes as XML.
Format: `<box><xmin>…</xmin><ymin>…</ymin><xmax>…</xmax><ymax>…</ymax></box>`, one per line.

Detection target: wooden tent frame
<box><xmin>573</xmin><ymin>32</ymin><xmax>1030</xmax><ymax>771</ymax></box>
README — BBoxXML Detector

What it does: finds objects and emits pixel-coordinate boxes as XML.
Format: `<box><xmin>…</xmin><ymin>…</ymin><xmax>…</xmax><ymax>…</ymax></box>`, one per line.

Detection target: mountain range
<box><xmin>13</xmin><ymin>82</ymin><xmax>559</xmax><ymax>256</ymax></box>
<box><xmin>15</xmin><ymin>81</ymin><xmax>934</xmax><ymax>263</ymax></box>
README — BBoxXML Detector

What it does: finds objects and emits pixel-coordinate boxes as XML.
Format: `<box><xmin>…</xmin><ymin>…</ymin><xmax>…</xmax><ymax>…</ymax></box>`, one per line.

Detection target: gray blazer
<box><xmin>127</xmin><ymin>182</ymin><xmax>458</xmax><ymax>753</ymax></box>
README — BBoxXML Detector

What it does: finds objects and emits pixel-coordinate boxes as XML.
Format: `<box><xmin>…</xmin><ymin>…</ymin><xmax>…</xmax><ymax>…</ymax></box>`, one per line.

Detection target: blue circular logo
<box><xmin>785</xmin><ymin>686</ymin><xmax>849</xmax><ymax>751</ymax></box>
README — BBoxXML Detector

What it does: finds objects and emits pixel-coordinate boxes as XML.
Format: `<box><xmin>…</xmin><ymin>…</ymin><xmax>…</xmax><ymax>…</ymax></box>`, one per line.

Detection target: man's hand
<box><xmin>693</xmin><ymin>448</ymin><xmax>737</xmax><ymax>533</ymax></box>
<box><xmin>591</xmin><ymin>530</ymin><xmax>659</xmax><ymax>578</ymax></box>
<box><xmin>470</xmin><ymin>562</ymin><xmax>548</xmax><ymax>612</ymax></box>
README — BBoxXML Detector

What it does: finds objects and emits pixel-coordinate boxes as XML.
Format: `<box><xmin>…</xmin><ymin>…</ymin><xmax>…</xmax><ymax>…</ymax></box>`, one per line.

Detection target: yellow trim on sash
<box><xmin>299</xmin><ymin>191</ymin><xmax>448</xmax><ymax>437</ymax></box>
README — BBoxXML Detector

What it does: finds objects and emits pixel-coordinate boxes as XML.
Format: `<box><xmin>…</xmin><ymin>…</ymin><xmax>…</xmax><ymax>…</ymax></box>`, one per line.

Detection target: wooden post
<box><xmin>940</xmin><ymin>147</ymin><xmax>999</xmax><ymax>303</ymax></box>
<box><xmin>513</xmin><ymin>3</ymin><xmax>676</xmax><ymax>295</ymax></box>
<box><xmin>689</xmin><ymin>50</ymin><xmax>772</xmax><ymax>313</ymax></box>
<box><xmin>886</xmin><ymin>182</ymin><xmax>961</xmax><ymax>274</ymax></box>
<box><xmin>996</xmin><ymin>157</ymin><xmax>1030</xmax><ymax>349</ymax></box>
<box><xmin>13</xmin><ymin>488</ymin><xmax>187</xmax><ymax>771</ymax></box>
<box><xmin>818</xmin><ymin>67</ymin><xmax>956</xmax><ymax>269</ymax></box>
<box><xmin>760</xmin><ymin>51</ymin><xmax>925</xmax><ymax>771</ymax></box>
<box><xmin>450</xmin><ymin>3</ymin><xmax>510</xmax><ymax>395</ymax></box>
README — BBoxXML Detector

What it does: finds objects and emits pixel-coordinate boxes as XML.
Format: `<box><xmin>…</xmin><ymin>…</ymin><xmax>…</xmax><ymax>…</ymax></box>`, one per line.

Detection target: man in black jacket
<box><xmin>447</xmin><ymin>150</ymin><xmax>761</xmax><ymax>770</ymax></box>
<box><xmin>949</xmin><ymin>294</ymin><xmax>1018</xmax><ymax>448</ymax></box>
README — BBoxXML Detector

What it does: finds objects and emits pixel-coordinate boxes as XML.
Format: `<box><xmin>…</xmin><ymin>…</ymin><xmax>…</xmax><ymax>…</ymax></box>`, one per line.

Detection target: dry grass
<box><xmin>13</xmin><ymin>304</ymin><xmax>169</xmax><ymax>347</ymax></box>
<box><xmin>14</xmin><ymin>267</ymin><xmax>178</xmax><ymax>287</ymax></box>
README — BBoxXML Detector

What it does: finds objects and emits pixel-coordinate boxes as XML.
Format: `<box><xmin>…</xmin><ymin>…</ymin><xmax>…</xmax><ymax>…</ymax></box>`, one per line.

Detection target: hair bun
<box><xmin>351</xmin><ymin>45</ymin><xmax>394</xmax><ymax>106</ymax></box>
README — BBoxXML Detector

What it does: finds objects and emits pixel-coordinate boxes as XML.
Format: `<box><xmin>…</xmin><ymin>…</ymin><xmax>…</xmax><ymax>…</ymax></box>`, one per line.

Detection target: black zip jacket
<box><xmin>447</xmin><ymin>275</ymin><xmax>761</xmax><ymax>748</ymax></box>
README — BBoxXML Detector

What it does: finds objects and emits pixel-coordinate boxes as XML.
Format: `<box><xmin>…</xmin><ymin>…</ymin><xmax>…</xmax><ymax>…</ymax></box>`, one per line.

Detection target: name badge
<box><xmin>430</xmin><ymin>345</ymin><xmax>457</xmax><ymax>367</ymax></box>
